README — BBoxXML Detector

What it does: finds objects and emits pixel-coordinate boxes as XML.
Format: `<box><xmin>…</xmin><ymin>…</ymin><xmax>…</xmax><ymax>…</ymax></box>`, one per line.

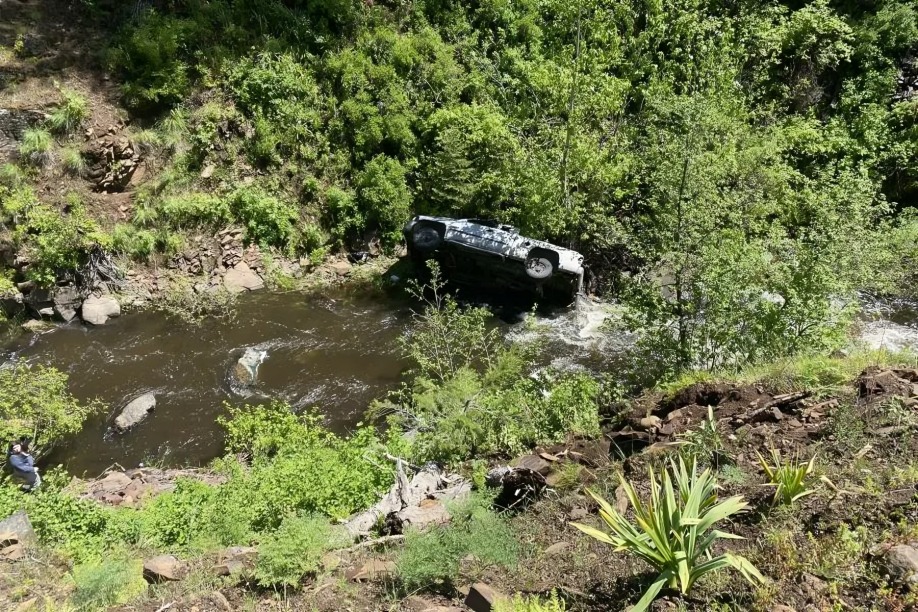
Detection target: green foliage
<box><xmin>378</xmin><ymin>271</ymin><xmax>599</xmax><ymax>462</ymax></box>
<box><xmin>16</xmin><ymin>198</ymin><xmax>107</xmax><ymax>286</ymax></box>
<box><xmin>572</xmin><ymin>458</ymin><xmax>764</xmax><ymax>612</ymax></box>
<box><xmin>397</xmin><ymin>494</ymin><xmax>519</xmax><ymax>591</ymax></box>
<box><xmin>0</xmin><ymin>364</ymin><xmax>104</xmax><ymax>458</ymax></box>
<box><xmin>254</xmin><ymin>514</ymin><xmax>345</xmax><ymax>588</ymax></box>
<box><xmin>494</xmin><ymin>591</ymin><xmax>567</xmax><ymax>612</ymax></box>
<box><xmin>48</xmin><ymin>89</ymin><xmax>90</xmax><ymax>135</ymax></box>
<box><xmin>61</xmin><ymin>147</ymin><xmax>88</xmax><ymax>177</ymax></box>
<box><xmin>756</xmin><ymin>448</ymin><xmax>817</xmax><ymax>506</ymax></box>
<box><xmin>354</xmin><ymin>155</ymin><xmax>411</xmax><ymax>246</ymax></box>
<box><xmin>69</xmin><ymin>556</ymin><xmax>146</xmax><ymax>610</ymax></box>
<box><xmin>20</xmin><ymin>129</ymin><xmax>53</xmax><ymax>167</ymax></box>
<box><xmin>678</xmin><ymin>407</ymin><xmax>724</xmax><ymax>467</ymax></box>
<box><xmin>111</xmin><ymin>224</ymin><xmax>156</xmax><ymax>260</ymax></box>
<box><xmin>158</xmin><ymin>192</ymin><xmax>230</xmax><ymax>227</ymax></box>
<box><xmin>228</xmin><ymin>187</ymin><xmax>299</xmax><ymax>249</ymax></box>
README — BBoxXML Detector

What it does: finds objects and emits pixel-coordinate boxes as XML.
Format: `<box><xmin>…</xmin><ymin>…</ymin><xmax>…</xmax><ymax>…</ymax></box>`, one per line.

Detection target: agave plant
<box><xmin>756</xmin><ymin>447</ymin><xmax>816</xmax><ymax>506</ymax></box>
<box><xmin>571</xmin><ymin>457</ymin><xmax>764</xmax><ymax>611</ymax></box>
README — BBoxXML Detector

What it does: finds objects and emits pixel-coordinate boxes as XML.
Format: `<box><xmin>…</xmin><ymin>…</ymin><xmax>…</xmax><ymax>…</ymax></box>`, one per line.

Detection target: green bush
<box><xmin>19</xmin><ymin>128</ymin><xmax>53</xmax><ymax>167</ymax></box>
<box><xmin>48</xmin><ymin>89</ymin><xmax>90</xmax><ymax>135</ymax></box>
<box><xmin>69</xmin><ymin>556</ymin><xmax>146</xmax><ymax>610</ymax></box>
<box><xmin>0</xmin><ymin>163</ymin><xmax>26</xmax><ymax>188</ymax></box>
<box><xmin>17</xmin><ymin>199</ymin><xmax>107</xmax><ymax>286</ymax></box>
<box><xmin>109</xmin><ymin>12</ymin><xmax>194</xmax><ymax>113</ymax></box>
<box><xmin>158</xmin><ymin>192</ymin><xmax>230</xmax><ymax>227</ymax></box>
<box><xmin>254</xmin><ymin>514</ymin><xmax>345</xmax><ymax>588</ymax></box>
<box><xmin>397</xmin><ymin>494</ymin><xmax>519</xmax><ymax>591</ymax></box>
<box><xmin>0</xmin><ymin>364</ymin><xmax>104</xmax><ymax>458</ymax></box>
<box><xmin>229</xmin><ymin>187</ymin><xmax>300</xmax><ymax>249</ymax></box>
<box><xmin>354</xmin><ymin>154</ymin><xmax>412</xmax><ymax>246</ymax></box>
<box><xmin>112</xmin><ymin>224</ymin><xmax>157</xmax><ymax>260</ymax></box>
<box><xmin>378</xmin><ymin>274</ymin><xmax>600</xmax><ymax>462</ymax></box>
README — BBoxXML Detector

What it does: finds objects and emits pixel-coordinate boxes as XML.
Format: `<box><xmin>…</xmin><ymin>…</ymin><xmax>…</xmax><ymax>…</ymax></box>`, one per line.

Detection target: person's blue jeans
<box><xmin>12</xmin><ymin>470</ymin><xmax>40</xmax><ymax>491</ymax></box>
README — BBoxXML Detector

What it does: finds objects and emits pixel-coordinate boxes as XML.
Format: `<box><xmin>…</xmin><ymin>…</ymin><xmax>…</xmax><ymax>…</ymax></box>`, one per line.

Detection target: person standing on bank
<box><xmin>8</xmin><ymin>442</ymin><xmax>40</xmax><ymax>491</ymax></box>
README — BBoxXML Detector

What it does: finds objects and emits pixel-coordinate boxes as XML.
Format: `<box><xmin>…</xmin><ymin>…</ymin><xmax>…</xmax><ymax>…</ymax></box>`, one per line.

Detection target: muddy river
<box><xmin>3</xmin><ymin>287</ymin><xmax>915</xmax><ymax>476</ymax></box>
<box><xmin>4</xmin><ymin>291</ymin><xmax>416</xmax><ymax>475</ymax></box>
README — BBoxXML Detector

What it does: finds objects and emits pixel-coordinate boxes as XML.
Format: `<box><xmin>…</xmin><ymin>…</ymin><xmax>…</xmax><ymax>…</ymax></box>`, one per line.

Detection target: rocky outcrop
<box><xmin>0</xmin><ymin>108</ymin><xmax>47</xmax><ymax>159</ymax></box>
<box><xmin>881</xmin><ymin>544</ymin><xmax>918</xmax><ymax>585</ymax></box>
<box><xmin>81</xmin><ymin>294</ymin><xmax>120</xmax><ymax>325</ymax></box>
<box><xmin>52</xmin><ymin>285</ymin><xmax>82</xmax><ymax>322</ymax></box>
<box><xmin>85</xmin><ymin>132</ymin><xmax>142</xmax><ymax>193</ymax></box>
<box><xmin>114</xmin><ymin>393</ymin><xmax>156</xmax><ymax>431</ymax></box>
<box><xmin>80</xmin><ymin>468</ymin><xmax>226</xmax><ymax>507</ymax></box>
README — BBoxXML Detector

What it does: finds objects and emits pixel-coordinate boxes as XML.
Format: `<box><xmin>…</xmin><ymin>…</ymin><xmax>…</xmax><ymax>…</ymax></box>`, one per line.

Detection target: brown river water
<box><xmin>3</xmin><ymin>290</ymin><xmax>415</xmax><ymax>475</ymax></box>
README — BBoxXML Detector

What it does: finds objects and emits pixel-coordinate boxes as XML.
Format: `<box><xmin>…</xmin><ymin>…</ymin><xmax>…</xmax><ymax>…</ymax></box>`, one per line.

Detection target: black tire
<box><xmin>525</xmin><ymin>255</ymin><xmax>553</xmax><ymax>280</ymax></box>
<box><xmin>412</xmin><ymin>225</ymin><xmax>442</xmax><ymax>251</ymax></box>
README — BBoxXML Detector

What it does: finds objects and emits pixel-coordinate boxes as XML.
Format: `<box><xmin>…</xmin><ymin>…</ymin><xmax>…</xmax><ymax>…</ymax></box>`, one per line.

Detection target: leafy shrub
<box><xmin>61</xmin><ymin>147</ymin><xmax>88</xmax><ymax>177</ymax></box>
<box><xmin>158</xmin><ymin>192</ymin><xmax>230</xmax><ymax>227</ymax></box>
<box><xmin>354</xmin><ymin>154</ymin><xmax>412</xmax><ymax>246</ymax></box>
<box><xmin>17</xmin><ymin>199</ymin><xmax>106</xmax><ymax>286</ymax></box>
<box><xmin>20</xmin><ymin>129</ymin><xmax>53</xmax><ymax>167</ymax></box>
<box><xmin>0</xmin><ymin>364</ymin><xmax>104</xmax><ymax>457</ymax></box>
<box><xmin>254</xmin><ymin>514</ymin><xmax>345</xmax><ymax>588</ymax></box>
<box><xmin>69</xmin><ymin>556</ymin><xmax>146</xmax><ymax>610</ymax></box>
<box><xmin>0</xmin><ymin>163</ymin><xmax>26</xmax><ymax>188</ymax></box>
<box><xmin>0</xmin><ymin>475</ymin><xmax>112</xmax><ymax>562</ymax></box>
<box><xmin>572</xmin><ymin>458</ymin><xmax>764</xmax><ymax>612</ymax></box>
<box><xmin>109</xmin><ymin>12</ymin><xmax>194</xmax><ymax>113</ymax></box>
<box><xmin>494</xmin><ymin>591</ymin><xmax>567</xmax><ymax>612</ymax></box>
<box><xmin>228</xmin><ymin>187</ymin><xmax>299</xmax><ymax>249</ymax></box>
<box><xmin>111</xmin><ymin>224</ymin><xmax>157</xmax><ymax>260</ymax></box>
<box><xmin>397</xmin><ymin>494</ymin><xmax>519</xmax><ymax>591</ymax></box>
<box><xmin>677</xmin><ymin>406</ymin><xmax>724</xmax><ymax>466</ymax></box>
<box><xmin>48</xmin><ymin>90</ymin><xmax>89</xmax><ymax>135</ymax></box>
<box><xmin>756</xmin><ymin>448</ymin><xmax>817</xmax><ymax>506</ymax></box>
<box><xmin>378</xmin><ymin>273</ymin><xmax>599</xmax><ymax>462</ymax></box>
<box><xmin>137</xmin><ymin>478</ymin><xmax>216</xmax><ymax>551</ymax></box>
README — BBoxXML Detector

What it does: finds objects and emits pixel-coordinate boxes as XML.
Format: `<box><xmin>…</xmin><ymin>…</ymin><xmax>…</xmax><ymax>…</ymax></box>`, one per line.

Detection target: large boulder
<box><xmin>143</xmin><ymin>554</ymin><xmax>184</xmax><ymax>582</ymax></box>
<box><xmin>81</xmin><ymin>294</ymin><xmax>120</xmax><ymax>325</ymax></box>
<box><xmin>882</xmin><ymin>544</ymin><xmax>918</xmax><ymax>585</ymax></box>
<box><xmin>114</xmin><ymin>393</ymin><xmax>156</xmax><ymax>431</ymax></box>
<box><xmin>232</xmin><ymin>348</ymin><xmax>267</xmax><ymax>387</ymax></box>
<box><xmin>223</xmin><ymin>261</ymin><xmax>264</xmax><ymax>293</ymax></box>
<box><xmin>0</xmin><ymin>511</ymin><xmax>36</xmax><ymax>547</ymax></box>
<box><xmin>52</xmin><ymin>285</ymin><xmax>82</xmax><ymax>322</ymax></box>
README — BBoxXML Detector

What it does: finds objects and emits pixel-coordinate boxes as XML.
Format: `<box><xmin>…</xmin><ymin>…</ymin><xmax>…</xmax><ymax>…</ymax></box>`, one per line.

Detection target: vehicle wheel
<box><xmin>412</xmin><ymin>225</ymin><xmax>442</xmax><ymax>251</ymax></box>
<box><xmin>525</xmin><ymin>255</ymin><xmax>553</xmax><ymax>280</ymax></box>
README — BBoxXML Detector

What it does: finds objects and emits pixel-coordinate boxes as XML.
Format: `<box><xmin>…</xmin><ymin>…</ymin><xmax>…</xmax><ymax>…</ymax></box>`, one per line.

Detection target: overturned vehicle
<box><xmin>403</xmin><ymin>216</ymin><xmax>584</xmax><ymax>303</ymax></box>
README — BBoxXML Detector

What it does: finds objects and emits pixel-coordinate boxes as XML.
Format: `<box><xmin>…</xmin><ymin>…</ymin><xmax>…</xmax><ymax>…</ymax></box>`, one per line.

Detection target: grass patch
<box><xmin>396</xmin><ymin>494</ymin><xmax>519</xmax><ymax>592</ymax></box>
<box><xmin>20</xmin><ymin>128</ymin><xmax>54</xmax><ymax>168</ymax></box>
<box><xmin>254</xmin><ymin>514</ymin><xmax>346</xmax><ymax>588</ymax></box>
<box><xmin>47</xmin><ymin>89</ymin><xmax>90</xmax><ymax>135</ymax></box>
<box><xmin>659</xmin><ymin>349</ymin><xmax>918</xmax><ymax>397</ymax></box>
<box><xmin>61</xmin><ymin>147</ymin><xmax>87</xmax><ymax>177</ymax></box>
<box><xmin>69</xmin><ymin>556</ymin><xmax>146</xmax><ymax>610</ymax></box>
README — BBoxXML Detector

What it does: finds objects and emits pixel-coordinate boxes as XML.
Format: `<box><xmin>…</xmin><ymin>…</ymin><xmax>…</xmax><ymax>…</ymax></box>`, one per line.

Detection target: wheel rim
<box><xmin>526</xmin><ymin>257</ymin><xmax>551</xmax><ymax>278</ymax></box>
<box><xmin>413</xmin><ymin>227</ymin><xmax>440</xmax><ymax>249</ymax></box>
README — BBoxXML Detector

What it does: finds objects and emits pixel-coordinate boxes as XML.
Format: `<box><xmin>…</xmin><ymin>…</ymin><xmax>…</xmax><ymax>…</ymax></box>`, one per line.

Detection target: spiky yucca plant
<box><xmin>571</xmin><ymin>457</ymin><xmax>764</xmax><ymax>612</ymax></box>
<box><xmin>756</xmin><ymin>447</ymin><xmax>816</xmax><ymax>506</ymax></box>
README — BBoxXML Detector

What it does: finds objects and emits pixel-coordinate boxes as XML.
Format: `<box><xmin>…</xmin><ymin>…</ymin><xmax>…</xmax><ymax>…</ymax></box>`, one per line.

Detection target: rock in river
<box><xmin>114</xmin><ymin>393</ymin><xmax>156</xmax><ymax>431</ymax></box>
<box><xmin>233</xmin><ymin>348</ymin><xmax>267</xmax><ymax>386</ymax></box>
<box><xmin>81</xmin><ymin>294</ymin><xmax>121</xmax><ymax>325</ymax></box>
